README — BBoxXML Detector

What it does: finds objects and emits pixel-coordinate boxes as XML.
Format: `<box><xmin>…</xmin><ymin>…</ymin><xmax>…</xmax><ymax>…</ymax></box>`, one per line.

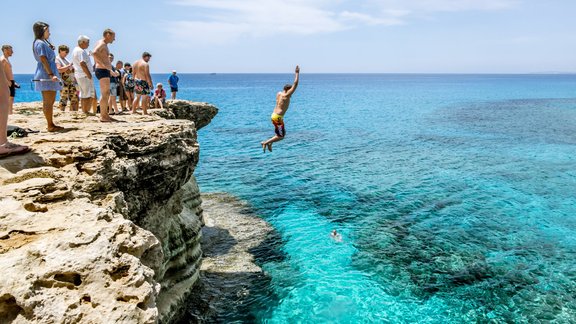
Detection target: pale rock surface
<box><xmin>0</xmin><ymin>101</ymin><xmax>217</xmax><ymax>323</ymax></box>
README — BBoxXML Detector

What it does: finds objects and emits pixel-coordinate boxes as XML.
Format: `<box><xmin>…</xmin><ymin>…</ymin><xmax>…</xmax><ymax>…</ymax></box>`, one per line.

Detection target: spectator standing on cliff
<box><xmin>116</xmin><ymin>60</ymin><xmax>127</xmax><ymax>111</ymax></box>
<box><xmin>72</xmin><ymin>35</ymin><xmax>94</xmax><ymax>115</ymax></box>
<box><xmin>108</xmin><ymin>53</ymin><xmax>120</xmax><ymax>115</ymax></box>
<box><xmin>55</xmin><ymin>45</ymin><xmax>79</xmax><ymax>112</ymax></box>
<box><xmin>92</xmin><ymin>29</ymin><xmax>116</xmax><ymax>122</ymax></box>
<box><xmin>122</xmin><ymin>63</ymin><xmax>134</xmax><ymax>110</ymax></box>
<box><xmin>32</xmin><ymin>21</ymin><xmax>63</xmax><ymax>132</ymax></box>
<box><xmin>91</xmin><ymin>56</ymin><xmax>98</xmax><ymax>114</ymax></box>
<box><xmin>260</xmin><ymin>65</ymin><xmax>300</xmax><ymax>153</ymax></box>
<box><xmin>168</xmin><ymin>70</ymin><xmax>179</xmax><ymax>100</ymax></box>
<box><xmin>1</xmin><ymin>45</ymin><xmax>18</xmax><ymax>115</ymax></box>
<box><xmin>131</xmin><ymin>52</ymin><xmax>153</xmax><ymax>115</ymax></box>
<box><xmin>0</xmin><ymin>55</ymin><xmax>30</xmax><ymax>158</ymax></box>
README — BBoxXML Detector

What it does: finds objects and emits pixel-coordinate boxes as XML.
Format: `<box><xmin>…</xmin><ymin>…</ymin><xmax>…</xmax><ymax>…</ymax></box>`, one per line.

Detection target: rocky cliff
<box><xmin>0</xmin><ymin>101</ymin><xmax>217</xmax><ymax>323</ymax></box>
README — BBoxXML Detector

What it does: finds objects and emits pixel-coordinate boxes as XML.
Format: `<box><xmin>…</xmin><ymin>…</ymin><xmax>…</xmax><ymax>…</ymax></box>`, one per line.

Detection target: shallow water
<box><xmin>16</xmin><ymin>73</ymin><xmax>576</xmax><ymax>322</ymax></box>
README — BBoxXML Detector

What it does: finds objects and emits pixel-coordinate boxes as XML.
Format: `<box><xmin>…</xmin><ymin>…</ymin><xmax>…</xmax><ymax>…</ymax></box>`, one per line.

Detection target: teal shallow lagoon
<box><xmin>191</xmin><ymin>74</ymin><xmax>576</xmax><ymax>323</ymax></box>
<box><xmin>15</xmin><ymin>73</ymin><xmax>576</xmax><ymax>322</ymax></box>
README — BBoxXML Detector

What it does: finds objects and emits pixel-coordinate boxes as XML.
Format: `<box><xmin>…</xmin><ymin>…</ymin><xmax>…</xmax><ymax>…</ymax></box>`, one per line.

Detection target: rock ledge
<box><xmin>0</xmin><ymin>101</ymin><xmax>217</xmax><ymax>323</ymax></box>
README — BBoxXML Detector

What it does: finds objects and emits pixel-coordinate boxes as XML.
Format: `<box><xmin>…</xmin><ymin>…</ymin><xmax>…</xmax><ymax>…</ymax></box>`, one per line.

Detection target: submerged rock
<box><xmin>0</xmin><ymin>101</ymin><xmax>217</xmax><ymax>323</ymax></box>
<box><xmin>181</xmin><ymin>193</ymin><xmax>282</xmax><ymax>323</ymax></box>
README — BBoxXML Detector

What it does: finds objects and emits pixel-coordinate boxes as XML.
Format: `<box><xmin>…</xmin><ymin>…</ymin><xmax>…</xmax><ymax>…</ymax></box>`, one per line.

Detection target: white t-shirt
<box><xmin>72</xmin><ymin>46</ymin><xmax>93</xmax><ymax>78</ymax></box>
<box><xmin>55</xmin><ymin>55</ymin><xmax>75</xmax><ymax>83</ymax></box>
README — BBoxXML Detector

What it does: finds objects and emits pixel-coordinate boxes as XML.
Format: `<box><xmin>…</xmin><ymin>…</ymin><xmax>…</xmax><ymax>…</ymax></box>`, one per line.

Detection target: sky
<box><xmin>1</xmin><ymin>0</ymin><xmax>575</xmax><ymax>73</ymax></box>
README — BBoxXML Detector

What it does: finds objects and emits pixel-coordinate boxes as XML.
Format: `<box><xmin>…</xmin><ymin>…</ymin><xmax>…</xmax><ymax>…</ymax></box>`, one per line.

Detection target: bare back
<box><xmin>274</xmin><ymin>92</ymin><xmax>292</xmax><ymax>115</ymax></box>
<box><xmin>92</xmin><ymin>40</ymin><xmax>110</xmax><ymax>69</ymax></box>
<box><xmin>133</xmin><ymin>59</ymin><xmax>151</xmax><ymax>84</ymax></box>
<box><xmin>0</xmin><ymin>56</ymin><xmax>13</xmax><ymax>80</ymax></box>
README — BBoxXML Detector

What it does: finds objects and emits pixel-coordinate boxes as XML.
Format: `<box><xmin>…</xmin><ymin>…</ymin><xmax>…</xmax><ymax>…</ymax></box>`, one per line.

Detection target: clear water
<box><xmin>15</xmin><ymin>73</ymin><xmax>576</xmax><ymax>322</ymax></box>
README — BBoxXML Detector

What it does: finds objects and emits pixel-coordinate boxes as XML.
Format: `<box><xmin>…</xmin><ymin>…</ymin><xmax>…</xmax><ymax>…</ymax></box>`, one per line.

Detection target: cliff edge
<box><xmin>0</xmin><ymin>101</ymin><xmax>217</xmax><ymax>323</ymax></box>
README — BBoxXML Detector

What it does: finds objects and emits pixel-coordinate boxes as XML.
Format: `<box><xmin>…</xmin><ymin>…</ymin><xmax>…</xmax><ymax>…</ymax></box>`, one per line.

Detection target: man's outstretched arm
<box><xmin>286</xmin><ymin>65</ymin><xmax>300</xmax><ymax>96</ymax></box>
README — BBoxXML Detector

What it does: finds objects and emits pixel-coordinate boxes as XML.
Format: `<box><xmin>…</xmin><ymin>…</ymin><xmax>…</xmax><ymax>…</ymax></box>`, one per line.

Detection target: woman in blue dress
<box><xmin>32</xmin><ymin>21</ymin><xmax>63</xmax><ymax>132</ymax></box>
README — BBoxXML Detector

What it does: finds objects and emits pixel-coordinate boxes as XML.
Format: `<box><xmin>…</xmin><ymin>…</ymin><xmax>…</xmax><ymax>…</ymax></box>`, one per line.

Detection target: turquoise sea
<box><xmin>15</xmin><ymin>73</ymin><xmax>576</xmax><ymax>322</ymax></box>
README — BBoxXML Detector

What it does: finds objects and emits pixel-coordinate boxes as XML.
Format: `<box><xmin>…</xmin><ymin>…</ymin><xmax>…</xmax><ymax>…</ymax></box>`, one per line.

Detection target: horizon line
<box><xmin>12</xmin><ymin>72</ymin><xmax>576</xmax><ymax>75</ymax></box>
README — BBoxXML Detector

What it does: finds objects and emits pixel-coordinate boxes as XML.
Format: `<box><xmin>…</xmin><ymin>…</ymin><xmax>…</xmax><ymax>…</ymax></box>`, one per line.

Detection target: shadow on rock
<box><xmin>201</xmin><ymin>226</ymin><xmax>237</xmax><ymax>257</ymax></box>
<box><xmin>0</xmin><ymin>151</ymin><xmax>46</xmax><ymax>174</ymax></box>
<box><xmin>172</xmin><ymin>192</ymin><xmax>285</xmax><ymax>323</ymax></box>
<box><xmin>177</xmin><ymin>270</ymin><xmax>275</xmax><ymax>323</ymax></box>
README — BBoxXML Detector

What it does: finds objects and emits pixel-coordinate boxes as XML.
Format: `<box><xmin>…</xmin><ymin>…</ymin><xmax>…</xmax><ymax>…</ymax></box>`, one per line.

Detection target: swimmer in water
<box><xmin>330</xmin><ymin>229</ymin><xmax>343</xmax><ymax>242</ymax></box>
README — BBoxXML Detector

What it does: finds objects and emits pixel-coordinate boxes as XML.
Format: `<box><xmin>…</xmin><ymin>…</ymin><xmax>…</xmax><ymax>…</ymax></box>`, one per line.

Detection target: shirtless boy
<box><xmin>0</xmin><ymin>54</ymin><xmax>29</xmax><ymax>158</ymax></box>
<box><xmin>261</xmin><ymin>65</ymin><xmax>299</xmax><ymax>152</ymax></box>
<box><xmin>92</xmin><ymin>29</ymin><xmax>116</xmax><ymax>122</ymax></box>
<box><xmin>131</xmin><ymin>52</ymin><xmax>153</xmax><ymax>115</ymax></box>
<box><xmin>1</xmin><ymin>45</ymin><xmax>18</xmax><ymax>115</ymax></box>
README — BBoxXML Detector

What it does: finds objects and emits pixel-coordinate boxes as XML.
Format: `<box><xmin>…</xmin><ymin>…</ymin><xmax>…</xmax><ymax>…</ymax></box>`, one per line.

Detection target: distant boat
<box><xmin>210</xmin><ymin>73</ymin><xmax>217</xmax><ymax>75</ymax></box>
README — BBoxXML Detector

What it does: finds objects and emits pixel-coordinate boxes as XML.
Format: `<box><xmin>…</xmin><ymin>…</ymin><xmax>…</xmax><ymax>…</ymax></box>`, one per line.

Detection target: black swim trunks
<box><xmin>170</xmin><ymin>86</ymin><xmax>178</xmax><ymax>93</ymax></box>
<box><xmin>9</xmin><ymin>80</ymin><xmax>16</xmax><ymax>97</ymax></box>
<box><xmin>95</xmin><ymin>68</ymin><xmax>111</xmax><ymax>80</ymax></box>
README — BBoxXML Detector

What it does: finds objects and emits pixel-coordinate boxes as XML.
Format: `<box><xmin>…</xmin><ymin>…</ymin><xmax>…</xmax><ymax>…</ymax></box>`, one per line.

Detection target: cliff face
<box><xmin>0</xmin><ymin>101</ymin><xmax>217</xmax><ymax>323</ymax></box>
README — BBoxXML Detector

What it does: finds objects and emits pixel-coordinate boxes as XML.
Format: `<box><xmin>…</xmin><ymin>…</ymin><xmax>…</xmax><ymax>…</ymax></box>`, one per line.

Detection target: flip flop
<box><xmin>24</xmin><ymin>128</ymin><xmax>40</xmax><ymax>134</ymax></box>
<box><xmin>1</xmin><ymin>142</ymin><xmax>28</xmax><ymax>149</ymax></box>
<box><xmin>0</xmin><ymin>143</ymin><xmax>31</xmax><ymax>159</ymax></box>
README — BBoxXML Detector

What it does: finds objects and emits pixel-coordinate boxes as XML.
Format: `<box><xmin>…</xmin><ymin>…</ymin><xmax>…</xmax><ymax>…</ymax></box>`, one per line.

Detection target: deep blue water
<box><xmin>15</xmin><ymin>73</ymin><xmax>576</xmax><ymax>322</ymax></box>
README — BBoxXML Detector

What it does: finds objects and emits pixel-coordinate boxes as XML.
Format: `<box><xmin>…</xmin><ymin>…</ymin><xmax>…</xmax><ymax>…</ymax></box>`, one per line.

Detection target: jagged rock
<box><xmin>154</xmin><ymin>101</ymin><xmax>218</xmax><ymax>130</ymax></box>
<box><xmin>0</xmin><ymin>100</ymin><xmax>217</xmax><ymax>323</ymax></box>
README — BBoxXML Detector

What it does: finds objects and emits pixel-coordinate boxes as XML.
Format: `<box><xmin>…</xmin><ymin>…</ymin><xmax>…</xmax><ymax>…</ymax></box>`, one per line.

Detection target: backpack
<box><xmin>7</xmin><ymin>125</ymin><xmax>39</xmax><ymax>138</ymax></box>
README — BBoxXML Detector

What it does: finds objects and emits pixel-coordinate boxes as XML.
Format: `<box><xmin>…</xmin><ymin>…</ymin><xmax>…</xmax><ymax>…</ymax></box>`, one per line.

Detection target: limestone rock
<box><xmin>154</xmin><ymin>101</ymin><xmax>218</xmax><ymax>130</ymax></box>
<box><xmin>0</xmin><ymin>198</ymin><xmax>161</xmax><ymax>323</ymax></box>
<box><xmin>0</xmin><ymin>100</ymin><xmax>217</xmax><ymax>323</ymax></box>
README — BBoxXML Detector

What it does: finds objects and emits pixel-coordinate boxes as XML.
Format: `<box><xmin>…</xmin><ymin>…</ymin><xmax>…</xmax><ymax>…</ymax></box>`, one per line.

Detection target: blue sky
<box><xmin>1</xmin><ymin>0</ymin><xmax>575</xmax><ymax>73</ymax></box>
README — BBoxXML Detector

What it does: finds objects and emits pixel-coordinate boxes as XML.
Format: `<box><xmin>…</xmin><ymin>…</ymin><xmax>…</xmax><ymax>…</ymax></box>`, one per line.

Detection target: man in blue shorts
<box><xmin>168</xmin><ymin>70</ymin><xmax>179</xmax><ymax>100</ymax></box>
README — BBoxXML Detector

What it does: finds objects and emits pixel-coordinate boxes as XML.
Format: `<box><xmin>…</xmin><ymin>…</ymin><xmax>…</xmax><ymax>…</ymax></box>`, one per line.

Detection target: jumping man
<box><xmin>261</xmin><ymin>65</ymin><xmax>299</xmax><ymax>152</ymax></box>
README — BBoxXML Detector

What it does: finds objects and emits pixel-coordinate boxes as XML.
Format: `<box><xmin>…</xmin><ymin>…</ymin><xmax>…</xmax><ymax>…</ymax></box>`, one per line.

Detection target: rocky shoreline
<box><xmin>181</xmin><ymin>193</ymin><xmax>281</xmax><ymax>322</ymax></box>
<box><xmin>0</xmin><ymin>101</ymin><xmax>221</xmax><ymax>323</ymax></box>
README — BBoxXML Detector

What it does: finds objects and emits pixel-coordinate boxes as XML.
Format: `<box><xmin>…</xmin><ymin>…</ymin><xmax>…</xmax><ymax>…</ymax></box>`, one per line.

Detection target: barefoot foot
<box><xmin>47</xmin><ymin>125</ymin><xmax>65</xmax><ymax>132</ymax></box>
<box><xmin>100</xmin><ymin>117</ymin><xmax>118</xmax><ymax>122</ymax></box>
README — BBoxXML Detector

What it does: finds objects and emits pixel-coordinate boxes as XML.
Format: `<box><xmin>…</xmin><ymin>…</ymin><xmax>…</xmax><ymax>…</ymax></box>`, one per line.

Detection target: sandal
<box><xmin>0</xmin><ymin>142</ymin><xmax>31</xmax><ymax>159</ymax></box>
